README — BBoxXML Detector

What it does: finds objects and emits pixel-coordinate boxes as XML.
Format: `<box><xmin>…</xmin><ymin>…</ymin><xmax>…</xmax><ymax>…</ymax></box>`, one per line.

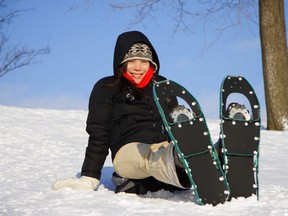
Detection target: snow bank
<box><xmin>1</xmin><ymin>105</ymin><xmax>288</xmax><ymax>216</ymax></box>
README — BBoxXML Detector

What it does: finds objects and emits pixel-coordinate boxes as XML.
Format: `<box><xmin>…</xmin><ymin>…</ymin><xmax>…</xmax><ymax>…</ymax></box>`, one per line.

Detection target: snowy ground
<box><xmin>1</xmin><ymin>105</ymin><xmax>288</xmax><ymax>216</ymax></box>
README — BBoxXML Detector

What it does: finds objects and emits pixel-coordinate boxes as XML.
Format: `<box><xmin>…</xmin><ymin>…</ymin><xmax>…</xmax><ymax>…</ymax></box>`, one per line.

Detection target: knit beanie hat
<box><xmin>121</xmin><ymin>43</ymin><xmax>158</xmax><ymax>71</ymax></box>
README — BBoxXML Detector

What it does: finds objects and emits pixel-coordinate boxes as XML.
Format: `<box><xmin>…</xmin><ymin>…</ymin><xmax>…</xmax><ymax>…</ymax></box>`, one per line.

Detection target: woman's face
<box><xmin>126</xmin><ymin>59</ymin><xmax>150</xmax><ymax>84</ymax></box>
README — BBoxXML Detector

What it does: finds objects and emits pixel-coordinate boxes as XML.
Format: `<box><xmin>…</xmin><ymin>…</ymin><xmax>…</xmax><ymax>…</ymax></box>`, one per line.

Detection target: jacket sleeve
<box><xmin>81</xmin><ymin>79</ymin><xmax>113</xmax><ymax>180</ymax></box>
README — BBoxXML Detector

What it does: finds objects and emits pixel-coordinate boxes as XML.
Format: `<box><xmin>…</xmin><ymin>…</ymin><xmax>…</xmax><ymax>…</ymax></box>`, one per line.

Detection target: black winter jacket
<box><xmin>81</xmin><ymin>31</ymin><xmax>170</xmax><ymax>180</ymax></box>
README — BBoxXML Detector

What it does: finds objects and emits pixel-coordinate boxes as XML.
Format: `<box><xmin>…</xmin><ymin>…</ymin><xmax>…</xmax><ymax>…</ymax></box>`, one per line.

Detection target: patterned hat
<box><xmin>121</xmin><ymin>43</ymin><xmax>158</xmax><ymax>70</ymax></box>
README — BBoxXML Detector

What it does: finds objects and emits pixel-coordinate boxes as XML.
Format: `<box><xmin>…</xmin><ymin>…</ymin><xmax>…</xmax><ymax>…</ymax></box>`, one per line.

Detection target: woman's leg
<box><xmin>113</xmin><ymin>141</ymin><xmax>186</xmax><ymax>189</ymax></box>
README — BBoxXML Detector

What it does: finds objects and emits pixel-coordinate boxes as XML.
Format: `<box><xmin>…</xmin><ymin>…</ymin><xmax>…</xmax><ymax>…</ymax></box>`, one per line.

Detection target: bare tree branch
<box><xmin>110</xmin><ymin>0</ymin><xmax>160</xmax><ymax>9</ymax></box>
<box><xmin>0</xmin><ymin>0</ymin><xmax>50</xmax><ymax>78</ymax></box>
<box><xmin>68</xmin><ymin>0</ymin><xmax>95</xmax><ymax>10</ymax></box>
<box><xmin>0</xmin><ymin>46</ymin><xmax>50</xmax><ymax>78</ymax></box>
<box><xmin>110</xmin><ymin>0</ymin><xmax>161</xmax><ymax>28</ymax></box>
<box><xmin>108</xmin><ymin>0</ymin><xmax>258</xmax><ymax>51</ymax></box>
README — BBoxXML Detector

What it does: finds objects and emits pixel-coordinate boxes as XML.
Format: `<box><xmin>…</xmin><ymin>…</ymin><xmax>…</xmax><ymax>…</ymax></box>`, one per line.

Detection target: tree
<box><xmin>0</xmin><ymin>0</ymin><xmax>50</xmax><ymax>78</ymax></box>
<box><xmin>259</xmin><ymin>0</ymin><xmax>288</xmax><ymax>131</ymax></box>
<box><xmin>79</xmin><ymin>0</ymin><xmax>288</xmax><ymax>130</ymax></box>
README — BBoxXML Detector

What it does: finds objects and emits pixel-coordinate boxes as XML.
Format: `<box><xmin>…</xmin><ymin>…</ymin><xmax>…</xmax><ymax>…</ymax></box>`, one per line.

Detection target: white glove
<box><xmin>52</xmin><ymin>176</ymin><xmax>100</xmax><ymax>190</ymax></box>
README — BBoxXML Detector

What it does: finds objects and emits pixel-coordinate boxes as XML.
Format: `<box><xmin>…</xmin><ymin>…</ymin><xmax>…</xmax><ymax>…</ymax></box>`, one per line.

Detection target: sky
<box><xmin>1</xmin><ymin>0</ymin><xmax>286</xmax><ymax>121</ymax></box>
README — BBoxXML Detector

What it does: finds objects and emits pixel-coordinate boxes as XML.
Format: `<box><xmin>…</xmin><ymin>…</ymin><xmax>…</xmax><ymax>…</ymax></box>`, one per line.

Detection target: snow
<box><xmin>1</xmin><ymin>105</ymin><xmax>288</xmax><ymax>216</ymax></box>
<box><xmin>281</xmin><ymin>117</ymin><xmax>288</xmax><ymax>130</ymax></box>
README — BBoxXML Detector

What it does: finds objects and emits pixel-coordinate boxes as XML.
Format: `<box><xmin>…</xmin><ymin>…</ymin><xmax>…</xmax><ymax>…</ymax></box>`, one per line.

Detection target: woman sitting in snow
<box><xmin>52</xmin><ymin>30</ymin><xmax>190</xmax><ymax>193</ymax></box>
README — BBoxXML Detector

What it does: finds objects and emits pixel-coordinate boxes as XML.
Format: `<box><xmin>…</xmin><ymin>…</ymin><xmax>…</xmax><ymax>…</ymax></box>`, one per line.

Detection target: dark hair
<box><xmin>104</xmin><ymin>62</ymin><xmax>126</xmax><ymax>88</ymax></box>
<box><xmin>106</xmin><ymin>61</ymin><xmax>157</xmax><ymax>103</ymax></box>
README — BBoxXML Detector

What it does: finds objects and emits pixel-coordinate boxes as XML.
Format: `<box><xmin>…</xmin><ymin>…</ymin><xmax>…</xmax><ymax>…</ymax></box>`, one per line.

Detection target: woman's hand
<box><xmin>52</xmin><ymin>176</ymin><xmax>100</xmax><ymax>190</ymax></box>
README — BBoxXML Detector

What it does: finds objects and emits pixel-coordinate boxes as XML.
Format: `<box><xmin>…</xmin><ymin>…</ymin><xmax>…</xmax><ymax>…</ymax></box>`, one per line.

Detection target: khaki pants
<box><xmin>113</xmin><ymin>141</ymin><xmax>185</xmax><ymax>189</ymax></box>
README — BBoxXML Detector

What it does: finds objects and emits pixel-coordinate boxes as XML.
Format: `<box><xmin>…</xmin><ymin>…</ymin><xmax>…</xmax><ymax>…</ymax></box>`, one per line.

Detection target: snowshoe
<box><xmin>153</xmin><ymin>80</ymin><xmax>230</xmax><ymax>205</ymax></box>
<box><xmin>219</xmin><ymin>75</ymin><xmax>261</xmax><ymax>200</ymax></box>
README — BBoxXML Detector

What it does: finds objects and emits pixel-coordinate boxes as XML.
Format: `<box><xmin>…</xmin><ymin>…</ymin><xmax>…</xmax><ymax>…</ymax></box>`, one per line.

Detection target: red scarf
<box><xmin>123</xmin><ymin>66</ymin><xmax>154</xmax><ymax>88</ymax></box>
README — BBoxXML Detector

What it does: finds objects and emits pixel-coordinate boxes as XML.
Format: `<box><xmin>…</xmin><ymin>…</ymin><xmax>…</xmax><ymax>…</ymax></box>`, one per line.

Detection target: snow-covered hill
<box><xmin>1</xmin><ymin>105</ymin><xmax>287</xmax><ymax>216</ymax></box>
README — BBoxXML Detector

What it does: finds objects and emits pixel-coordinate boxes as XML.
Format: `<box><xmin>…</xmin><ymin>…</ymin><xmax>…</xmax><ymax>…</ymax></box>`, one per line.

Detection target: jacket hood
<box><xmin>113</xmin><ymin>31</ymin><xmax>160</xmax><ymax>77</ymax></box>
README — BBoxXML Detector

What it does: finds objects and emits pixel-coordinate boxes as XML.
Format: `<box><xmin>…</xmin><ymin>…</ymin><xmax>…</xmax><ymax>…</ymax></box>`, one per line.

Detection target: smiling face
<box><xmin>126</xmin><ymin>59</ymin><xmax>150</xmax><ymax>84</ymax></box>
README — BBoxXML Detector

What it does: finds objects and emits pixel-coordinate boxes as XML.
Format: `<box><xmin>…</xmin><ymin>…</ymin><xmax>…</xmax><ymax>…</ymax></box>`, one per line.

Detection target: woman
<box><xmin>52</xmin><ymin>31</ymin><xmax>189</xmax><ymax>192</ymax></box>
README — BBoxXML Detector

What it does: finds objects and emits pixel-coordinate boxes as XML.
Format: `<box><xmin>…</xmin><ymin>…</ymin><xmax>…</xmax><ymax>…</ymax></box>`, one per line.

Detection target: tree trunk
<box><xmin>259</xmin><ymin>0</ymin><xmax>288</xmax><ymax>130</ymax></box>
